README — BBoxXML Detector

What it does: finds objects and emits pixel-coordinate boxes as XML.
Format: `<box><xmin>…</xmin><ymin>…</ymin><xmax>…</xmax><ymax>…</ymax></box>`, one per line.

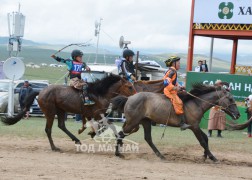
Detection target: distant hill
<box><xmin>0</xmin><ymin>36</ymin><xmax>43</xmax><ymax>46</ymax></box>
<box><xmin>0</xmin><ymin>45</ymin><xmax>232</xmax><ymax>73</ymax></box>
<box><xmin>0</xmin><ymin>36</ymin><xmax>238</xmax><ymax>73</ymax></box>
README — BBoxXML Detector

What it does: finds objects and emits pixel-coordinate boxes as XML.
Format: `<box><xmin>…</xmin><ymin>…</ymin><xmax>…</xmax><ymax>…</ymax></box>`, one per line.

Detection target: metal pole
<box><xmin>7</xmin><ymin>79</ymin><xmax>14</xmax><ymax>116</ymax></box>
<box><xmin>135</xmin><ymin>51</ymin><xmax>139</xmax><ymax>79</ymax></box>
<box><xmin>95</xmin><ymin>18</ymin><xmax>102</xmax><ymax>64</ymax></box>
<box><xmin>209</xmin><ymin>37</ymin><xmax>214</xmax><ymax>72</ymax></box>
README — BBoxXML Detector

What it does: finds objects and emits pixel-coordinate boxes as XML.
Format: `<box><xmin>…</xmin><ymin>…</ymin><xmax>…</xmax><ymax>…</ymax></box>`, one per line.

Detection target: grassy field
<box><xmin>0</xmin><ymin>117</ymin><xmax>250</xmax><ymax>154</ymax></box>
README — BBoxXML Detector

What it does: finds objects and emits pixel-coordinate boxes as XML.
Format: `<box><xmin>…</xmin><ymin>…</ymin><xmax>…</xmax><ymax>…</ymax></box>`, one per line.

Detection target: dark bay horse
<box><xmin>133</xmin><ymin>79</ymin><xmax>164</xmax><ymax>93</ymax></box>
<box><xmin>1</xmin><ymin>74</ymin><xmax>135</xmax><ymax>151</ymax></box>
<box><xmin>111</xmin><ymin>84</ymin><xmax>241</xmax><ymax>162</ymax></box>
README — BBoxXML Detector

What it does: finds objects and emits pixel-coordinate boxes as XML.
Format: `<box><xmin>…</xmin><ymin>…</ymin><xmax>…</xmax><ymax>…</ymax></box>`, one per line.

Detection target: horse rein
<box><xmin>186</xmin><ymin>89</ymin><xmax>237</xmax><ymax>118</ymax></box>
<box><xmin>186</xmin><ymin>89</ymin><xmax>234</xmax><ymax>111</ymax></box>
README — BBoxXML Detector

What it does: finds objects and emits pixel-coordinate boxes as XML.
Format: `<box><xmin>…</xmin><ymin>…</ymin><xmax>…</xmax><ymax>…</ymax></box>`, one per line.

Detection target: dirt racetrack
<box><xmin>0</xmin><ymin>135</ymin><xmax>252</xmax><ymax>180</ymax></box>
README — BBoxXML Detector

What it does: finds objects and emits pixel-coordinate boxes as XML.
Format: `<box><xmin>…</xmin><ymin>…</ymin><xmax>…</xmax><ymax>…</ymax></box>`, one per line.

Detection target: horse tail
<box><xmin>226</xmin><ymin>117</ymin><xmax>252</xmax><ymax>130</ymax></box>
<box><xmin>1</xmin><ymin>91</ymin><xmax>39</xmax><ymax>125</ymax></box>
<box><xmin>111</xmin><ymin>95</ymin><xmax>129</xmax><ymax>113</ymax></box>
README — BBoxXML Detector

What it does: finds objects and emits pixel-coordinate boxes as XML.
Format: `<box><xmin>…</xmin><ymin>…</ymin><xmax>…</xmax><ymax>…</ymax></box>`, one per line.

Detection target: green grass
<box><xmin>0</xmin><ymin>117</ymin><xmax>251</xmax><ymax>154</ymax></box>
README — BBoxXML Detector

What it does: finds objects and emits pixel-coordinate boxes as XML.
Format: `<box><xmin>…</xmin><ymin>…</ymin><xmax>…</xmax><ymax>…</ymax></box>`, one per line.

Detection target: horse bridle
<box><xmin>214</xmin><ymin>88</ymin><xmax>237</xmax><ymax>117</ymax></box>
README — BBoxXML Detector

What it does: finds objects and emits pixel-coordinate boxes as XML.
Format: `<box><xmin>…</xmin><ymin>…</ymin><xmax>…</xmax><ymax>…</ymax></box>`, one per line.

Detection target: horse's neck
<box><xmin>135</xmin><ymin>80</ymin><xmax>163</xmax><ymax>93</ymax></box>
<box><xmin>196</xmin><ymin>91</ymin><xmax>221</xmax><ymax>113</ymax></box>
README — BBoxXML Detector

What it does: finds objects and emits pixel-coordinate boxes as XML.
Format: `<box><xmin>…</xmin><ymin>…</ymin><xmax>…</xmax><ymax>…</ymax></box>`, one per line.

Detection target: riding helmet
<box><xmin>123</xmin><ymin>49</ymin><xmax>135</xmax><ymax>58</ymax></box>
<box><xmin>71</xmin><ymin>49</ymin><xmax>84</xmax><ymax>59</ymax></box>
<box><xmin>164</xmin><ymin>56</ymin><xmax>180</xmax><ymax>67</ymax></box>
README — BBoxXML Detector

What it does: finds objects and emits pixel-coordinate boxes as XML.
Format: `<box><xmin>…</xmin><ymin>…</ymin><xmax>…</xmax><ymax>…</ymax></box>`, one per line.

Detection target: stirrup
<box><xmin>84</xmin><ymin>100</ymin><xmax>95</xmax><ymax>106</ymax></box>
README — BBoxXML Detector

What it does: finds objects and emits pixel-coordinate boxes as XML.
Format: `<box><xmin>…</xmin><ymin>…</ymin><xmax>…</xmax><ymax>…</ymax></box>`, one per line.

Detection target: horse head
<box><xmin>117</xmin><ymin>77</ymin><xmax>136</xmax><ymax>96</ymax></box>
<box><xmin>216</xmin><ymin>87</ymin><xmax>240</xmax><ymax>120</ymax></box>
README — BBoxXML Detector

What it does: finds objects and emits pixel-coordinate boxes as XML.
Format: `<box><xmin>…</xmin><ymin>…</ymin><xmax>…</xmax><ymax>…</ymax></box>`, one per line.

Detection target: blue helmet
<box><xmin>123</xmin><ymin>49</ymin><xmax>135</xmax><ymax>58</ymax></box>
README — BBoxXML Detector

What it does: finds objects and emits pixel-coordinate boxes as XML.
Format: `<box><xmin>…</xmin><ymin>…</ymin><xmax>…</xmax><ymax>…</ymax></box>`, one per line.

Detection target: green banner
<box><xmin>186</xmin><ymin>72</ymin><xmax>252</xmax><ymax>101</ymax></box>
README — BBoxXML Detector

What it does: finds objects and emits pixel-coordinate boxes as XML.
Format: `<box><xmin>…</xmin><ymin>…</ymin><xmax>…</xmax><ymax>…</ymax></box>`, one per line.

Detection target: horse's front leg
<box><xmin>115</xmin><ymin>131</ymin><xmax>126</xmax><ymax>157</ymax></box>
<box><xmin>141</xmin><ymin>119</ymin><xmax>165</xmax><ymax>160</ymax></box>
<box><xmin>78</xmin><ymin>115</ymin><xmax>87</xmax><ymax>134</ymax></box>
<box><xmin>191</xmin><ymin>127</ymin><xmax>218</xmax><ymax>162</ymax></box>
<box><xmin>57</xmin><ymin>112</ymin><xmax>81</xmax><ymax>145</ymax></box>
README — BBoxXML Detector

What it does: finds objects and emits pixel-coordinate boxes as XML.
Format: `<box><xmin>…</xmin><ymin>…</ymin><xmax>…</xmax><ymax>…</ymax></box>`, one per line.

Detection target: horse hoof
<box><xmin>210</xmin><ymin>156</ymin><xmax>219</xmax><ymax>163</ymax></box>
<box><xmin>160</xmin><ymin>156</ymin><xmax>166</xmax><ymax>160</ymax></box>
<box><xmin>75</xmin><ymin>141</ymin><xmax>81</xmax><ymax>145</ymax></box>
<box><xmin>202</xmin><ymin>155</ymin><xmax>207</xmax><ymax>161</ymax></box>
<box><xmin>52</xmin><ymin>147</ymin><xmax>60</xmax><ymax>152</ymax></box>
<box><xmin>115</xmin><ymin>153</ymin><xmax>125</xmax><ymax>159</ymax></box>
<box><xmin>213</xmin><ymin>159</ymin><xmax>219</xmax><ymax>163</ymax></box>
<box><xmin>88</xmin><ymin>131</ymin><xmax>96</xmax><ymax>138</ymax></box>
<box><xmin>78</xmin><ymin>129</ymin><xmax>83</xmax><ymax>134</ymax></box>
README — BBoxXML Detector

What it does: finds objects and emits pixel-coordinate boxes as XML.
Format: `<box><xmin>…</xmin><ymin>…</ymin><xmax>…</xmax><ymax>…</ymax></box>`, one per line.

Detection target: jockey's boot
<box><xmin>84</xmin><ymin>96</ymin><xmax>95</xmax><ymax>106</ymax></box>
<box><xmin>179</xmin><ymin>114</ymin><xmax>191</xmax><ymax>131</ymax></box>
<box><xmin>82</xmin><ymin>84</ymin><xmax>95</xmax><ymax>105</ymax></box>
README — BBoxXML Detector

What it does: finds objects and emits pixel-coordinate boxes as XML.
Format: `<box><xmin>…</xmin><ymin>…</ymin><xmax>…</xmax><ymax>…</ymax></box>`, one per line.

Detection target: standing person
<box><xmin>195</xmin><ymin>60</ymin><xmax>203</xmax><ymax>72</ymax></box>
<box><xmin>201</xmin><ymin>60</ymin><xmax>209</xmax><ymax>72</ymax></box>
<box><xmin>115</xmin><ymin>56</ymin><xmax>121</xmax><ymax>73</ymax></box>
<box><xmin>19</xmin><ymin>80</ymin><xmax>33</xmax><ymax>119</ymax></box>
<box><xmin>51</xmin><ymin>49</ymin><xmax>94</xmax><ymax>105</ymax></box>
<box><xmin>119</xmin><ymin>49</ymin><xmax>136</xmax><ymax>83</ymax></box>
<box><xmin>163</xmin><ymin>56</ymin><xmax>191</xmax><ymax>130</ymax></box>
<box><xmin>208</xmin><ymin>80</ymin><xmax>226</xmax><ymax>137</ymax></box>
<box><xmin>245</xmin><ymin>94</ymin><xmax>252</xmax><ymax>138</ymax></box>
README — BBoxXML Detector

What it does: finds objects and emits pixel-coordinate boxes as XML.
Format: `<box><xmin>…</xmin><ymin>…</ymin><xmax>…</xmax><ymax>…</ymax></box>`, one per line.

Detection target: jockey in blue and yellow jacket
<box><xmin>51</xmin><ymin>49</ymin><xmax>94</xmax><ymax>105</ymax></box>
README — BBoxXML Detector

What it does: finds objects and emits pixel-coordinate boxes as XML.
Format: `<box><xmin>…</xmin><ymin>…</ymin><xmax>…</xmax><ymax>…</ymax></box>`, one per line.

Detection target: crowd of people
<box><xmin>195</xmin><ymin>60</ymin><xmax>209</xmax><ymax>72</ymax></box>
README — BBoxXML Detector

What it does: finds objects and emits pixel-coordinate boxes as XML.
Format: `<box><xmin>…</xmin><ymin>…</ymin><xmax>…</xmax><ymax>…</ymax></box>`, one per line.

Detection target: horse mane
<box><xmin>179</xmin><ymin>83</ymin><xmax>219</xmax><ymax>102</ymax></box>
<box><xmin>87</xmin><ymin>74</ymin><xmax>121</xmax><ymax>97</ymax></box>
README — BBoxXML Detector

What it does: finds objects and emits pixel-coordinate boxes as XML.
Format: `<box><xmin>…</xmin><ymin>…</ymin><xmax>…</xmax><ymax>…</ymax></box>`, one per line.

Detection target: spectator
<box><xmin>245</xmin><ymin>94</ymin><xmax>252</xmax><ymax>138</ymax></box>
<box><xmin>115</xmin><ymin>56</ymin><xmax>121</xmax><ymax>73</ymax></box>
<box><xmin>208</xmin><ymin>80</ymin><xmax>226</xmax><ymax>137</ymax></box>
<box><xmin>195</xmin><ymin>60</ymin><xmax>203</xmax><ymax>72</ymax></box>
<box><xmin>201</xmin><ymin>60</ymin><xmax>209</xmax><ymax>72</ymax></box>
<box><xmin>19</xmin><ymin>80</ymin><xmax>33</xmax><ymax>119</ymax></box>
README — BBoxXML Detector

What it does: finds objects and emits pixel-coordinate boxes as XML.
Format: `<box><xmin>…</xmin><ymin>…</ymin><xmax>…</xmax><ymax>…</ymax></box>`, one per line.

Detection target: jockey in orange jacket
<box><xmin>163</xmin><ymin>56</ymin><xmax>191</xmax><ymax>130</ymax></box>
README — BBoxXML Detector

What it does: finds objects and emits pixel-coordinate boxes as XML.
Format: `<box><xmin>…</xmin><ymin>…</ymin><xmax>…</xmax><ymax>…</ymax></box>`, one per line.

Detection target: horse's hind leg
<box><xmin>44</xmin><ymin>114</ymin><xmax>60</xmax><ymax>151</ymax></box>
<box><xmin>57</xmin><ymin>110</ymin><xmax>81</xmax><ymax>145</ymax></box>
<box><xmin>141</xmin><ymin>119</ymin><xmax>165</xmax><ymax>160</ymax></box>
<box><xmin>191</xmin><ymin>127</ymin><xmax>217</xmax><ymax>162</ymax></box>
<box><xmin>200</xmin><ymin>129</ymin><xmax>209</xmax><ymax>160</ymax></box>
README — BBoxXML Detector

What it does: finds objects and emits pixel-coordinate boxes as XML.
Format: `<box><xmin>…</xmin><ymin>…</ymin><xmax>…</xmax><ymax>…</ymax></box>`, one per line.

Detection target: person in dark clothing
<box><xmin>119</xmin><ymin>49</ymin><xmax>136</xmax><ymax>83</ymax></box>
<box><xmin>19</xmin><ymin>80</ymin><xmax>33</xmax><ymax>119</ymax></box>
<box><xmin>201</xmin><ymin>60</ymin><xmax>209</xmax><ymax>72</ymax></box>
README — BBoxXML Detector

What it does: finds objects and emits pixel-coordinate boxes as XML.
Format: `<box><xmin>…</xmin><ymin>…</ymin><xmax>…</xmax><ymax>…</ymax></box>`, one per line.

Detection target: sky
<box><xmin>0</xmin><ymin>0</ymin><xmax>252</xmax><ymax>55</ymax></box>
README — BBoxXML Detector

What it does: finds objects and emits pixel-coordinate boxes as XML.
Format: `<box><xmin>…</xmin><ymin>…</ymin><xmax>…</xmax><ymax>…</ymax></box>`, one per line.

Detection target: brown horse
<box><xmin>111</xmin><ymin>83</ymin><xmax>241</xmax><ymax>162</ymax></box>
<box><xmin>133</xmin><ymin>79</ymin><xmax>164</xmax><ymax>93</ymax></box>
<box><xmin>1</xmin><ymin>74</ymin><xmax>135</xmax><ymax>151</ymax></box>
